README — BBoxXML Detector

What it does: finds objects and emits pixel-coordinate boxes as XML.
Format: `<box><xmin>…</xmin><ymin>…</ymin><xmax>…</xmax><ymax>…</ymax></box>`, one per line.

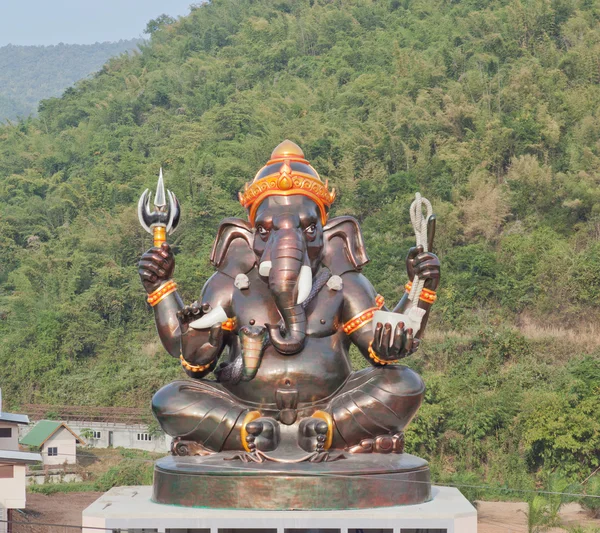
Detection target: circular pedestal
<box><xmin>153</xmin><ymin>452</ymin><xmax>431</xmax><ymax>510</ymax></box>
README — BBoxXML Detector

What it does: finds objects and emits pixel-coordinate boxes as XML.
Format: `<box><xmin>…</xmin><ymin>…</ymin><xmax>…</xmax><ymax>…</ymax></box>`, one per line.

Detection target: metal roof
<box><xmin>0</xmin><ymin>450</ymin><xmax>42</xmax><ymax>465</ymax></box>
<box><xmin>20</xmin><ymin>420</ymin><xmax>85</xmax><ymax>448</ymax></box>
<box><xmin>0</xmin><ymin>412</ymin><xmax>29</xmax><ymax>425</ymax></box>
<box><xmin>23</xmin><ymin>404</ymin><xmax>148</xmax><ymax>424</ymax></box>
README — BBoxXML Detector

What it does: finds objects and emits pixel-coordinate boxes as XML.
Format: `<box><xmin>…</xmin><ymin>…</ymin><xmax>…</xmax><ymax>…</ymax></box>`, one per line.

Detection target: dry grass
<box><xmin>426</xmin><ymin>319</ymin><xmax>600</xmax><ymax>353</ymax></box>
<box><xmin>518</xmin><ymin>317</ymin><xmax>600</xmax><ymax>353</ymax></box>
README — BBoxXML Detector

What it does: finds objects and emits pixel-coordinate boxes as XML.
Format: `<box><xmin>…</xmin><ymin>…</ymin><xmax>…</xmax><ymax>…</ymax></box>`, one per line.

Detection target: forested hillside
<box><xmin>0</xmin><ymin>40</ymin><xmax>141</xmax><ymax>121</ymax></box>
<box><xmin>1</xmin><ymin>0</ymin><xmax>600</xmax><ymax>496</ymax></box>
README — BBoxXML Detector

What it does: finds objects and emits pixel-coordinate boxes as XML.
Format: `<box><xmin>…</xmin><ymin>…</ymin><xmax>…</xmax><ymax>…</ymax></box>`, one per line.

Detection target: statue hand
<box><xmin>406</xmin><ymin>245</ymin><xmax>440</xmax><ymax>291</ymax></box>
<box><xmin>371</xmin><ymin>322</ymin><xmax>419</xmax><ymax>361</ymax></box>
<box><xmin>138</xmin><ymin>242</ymin><xmax>175</xmax><ymax>294</ymax></box>
<box><xmin>177</xmin><ymin>301</ymin><xmax>213</xmax><ymax>326</ymax></box>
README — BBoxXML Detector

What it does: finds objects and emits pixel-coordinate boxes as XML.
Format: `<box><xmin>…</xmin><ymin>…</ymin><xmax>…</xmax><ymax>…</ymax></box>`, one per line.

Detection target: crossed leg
<box><xmin>153</xmin><ymin>365</ymin><xmax>424</xmax><ymax>455</ymax></box>
<box><xmin>327</xmin><ymin>365</ymin><xmax>425</xmax><ymax>451</ymax></box>
<box><xmin>152</xmin><ymin>380</ymin><xmax>249</xmax><ymax>452</ymax></box>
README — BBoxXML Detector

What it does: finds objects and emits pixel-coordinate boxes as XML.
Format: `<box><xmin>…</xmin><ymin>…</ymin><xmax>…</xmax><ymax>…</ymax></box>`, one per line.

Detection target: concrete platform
<box><xmin>82</xmin><ymin>485</ymin><xmax>477</xmax><ymax>533</ymax></box>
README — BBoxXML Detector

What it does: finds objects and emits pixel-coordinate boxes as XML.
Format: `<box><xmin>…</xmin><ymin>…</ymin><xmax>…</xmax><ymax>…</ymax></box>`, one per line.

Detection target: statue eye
<box><xmin>257</xmin><ymin>225</ymin><xmax>268</xmax><ymax>237</ymax></box>
<box><xmin>305</xmin><ymin>224</ymin><xmax>316</xmax><ymax>236</ymax></box>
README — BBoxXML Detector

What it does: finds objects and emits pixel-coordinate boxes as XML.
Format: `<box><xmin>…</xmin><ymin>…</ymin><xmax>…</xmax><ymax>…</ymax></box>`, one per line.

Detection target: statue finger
<box><xmin>201</xmin><ymin>302</ymin><xmax>212</xmax><ymax>314</ymax></box>
<box><xmin>190</xmin><ymin>302</ymin><xmax>202</xmax><ymax>315</ymax></box>
<box><xmin>373</xmin><ymin>322</ymin><xmax>384</xmax><ymax>351</ymax></box>
<box><xmin>146</xmin><ymin>252</ymin><xmax>171</xmax><ymax>268</ymax></box>
<box><xmin>414</xmin><ymin>261</ymin><xmax>439</xmax><ymax>275</ymax></box>
<box><xmin>177</xmin><ymin>306</ymin><xmax>192</xmax><ymax>319</ymax></box>
<box><xmin>410</xmin><ymin>338</ymin><xmax>421</xmax><ymax>355</ymax></box>
<box><xmin>406</xmin><ymin>246</ymin><xmax>420</xmax><ymax>261</ymax></box>
<box><xmin>160</xmin><ymin>242</ymin><xmax>172</xmax><ymax>257</ymax></box>
<box><xmin>208</xmin><ymin>324</ymin><xmax>224</xmax><ymax>347</ymax></box>
<box><xmin>141</xmin><ymin>249</ymin><xmax>163</xmax><ymax>262</ymax></box>
<box><xmin>417</xmin><ymin>269</ymin><xmax>439</xmax><ymax>280</ymax></box>
<box><xmin>404</xmin><ymin>328</ymin><xmax>414</xmax><ymax>355</ymax></box>
<box><xmin>140</xmin><ymin>270</ymin><xmax>157</xmax><ymax>283</ymax></box>
<box><xmin>415</xmin><ymin>252</ymin><xmax>438</xmax><ymax>263</ymax></box>
<box><xmin>391</xmin><ymin>322</ymin><xmax>405</xmax><ymax>356</ymax></box>
<box><xmin>380</xmin><ymin>324</ymin><xmax>393</xmax><ymax>357</ymax></box>
<box><xmin>413</xmin><ymin>259</ymin><xmax>436</xmax><ymax>273</ymax></box>
<box><xmin>138</xmin><ymin>260</ymin><xmax>166</xmax><ymax>277</ymax></box>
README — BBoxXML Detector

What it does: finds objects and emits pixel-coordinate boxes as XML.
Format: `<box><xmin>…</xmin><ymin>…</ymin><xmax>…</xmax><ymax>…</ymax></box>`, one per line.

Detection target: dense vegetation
<box><xmin>1</xmin><ymin>0</ymin><xmax>600</xmax><ymax>501</ymax></box>
<box><xmin>0</xmin><ymin>40</ymin><xmax>141</xmax><ymax>121</ymax></box>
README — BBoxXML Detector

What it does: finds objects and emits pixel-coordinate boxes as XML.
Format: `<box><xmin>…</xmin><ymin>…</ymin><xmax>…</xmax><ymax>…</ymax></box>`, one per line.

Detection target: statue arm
<box><xmin>151</xmin><ymin>272</ymin><xmax>234</xmax><ymax>378</ymax></box>
<box><xmin>179</xmin><ymin>272</ymin><xmax>234</xmax><ymax>374</ymax></box>
<box><xmin>341</xmin><ymin>272</ymin><xmax>391</xmax><ymax>365</ymax></box>
<box><xmin>341</xmin><ymin>272</ymin><xmax>431</xmax><ymax>364</ymax></box>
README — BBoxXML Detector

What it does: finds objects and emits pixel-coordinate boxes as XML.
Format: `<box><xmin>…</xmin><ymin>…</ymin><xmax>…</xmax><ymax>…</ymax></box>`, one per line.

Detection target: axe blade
<box><xmin>166</xmin><ymin>190</ymin><xmax>181</xmax><ymax>234</ymax></box>
<box><xmin>137</xmin><ymin>189</ymin><xmax>153</xmax><ymax>234</ymax></box>
<box><xmin>154</xmin><ymin>167</ymin><xmax>167</xmax><ymax>209</ymax></box>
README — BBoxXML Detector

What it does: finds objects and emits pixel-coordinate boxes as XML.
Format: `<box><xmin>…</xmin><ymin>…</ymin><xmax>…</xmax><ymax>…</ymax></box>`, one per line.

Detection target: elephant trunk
<box><xmin>266</xmin><ymin>229</ymin><xmax>311</xmax><ymax>355</ymax></box>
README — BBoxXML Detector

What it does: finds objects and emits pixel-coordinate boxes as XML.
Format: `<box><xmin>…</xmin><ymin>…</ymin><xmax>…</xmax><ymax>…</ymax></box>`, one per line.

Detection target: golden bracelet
<box><xmin>147</xmin><ymin>280</ymin><xmax>178</xmax><ymax>306</ymax></box>
<box><xmin>221</xmin><ymin>317</ymin><xmax>238</xmax><ymax>331</ymax></box>
<box><xmin>367</xmin><ymin>340</ymin><xmax>398</xmax><ymax>366</ymax></box>
<box><xmin>343</xmin><ymin>295</ymin><xmax>385</xmax><ymax>335</ymax></box>
<box><xmin>420</xmin><ymin>287</ymin><xmax>437</xmax><ymax>304</ymax></box>
<box><xmin>180</xmin><ymin>354</ymin><xmax>214</xmax><ymax>373</ymax></box>
<box><xmin>405</xmin><ymin>282</ymin><xmax>437</xmax><ymax>304</ymax></box>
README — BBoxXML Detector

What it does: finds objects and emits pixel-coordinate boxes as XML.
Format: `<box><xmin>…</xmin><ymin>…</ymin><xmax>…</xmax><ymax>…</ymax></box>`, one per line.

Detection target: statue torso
<box><xmin>222</xmin><ymin>270</ymin><xmax>352</xmax><ymax>406</ymax></box>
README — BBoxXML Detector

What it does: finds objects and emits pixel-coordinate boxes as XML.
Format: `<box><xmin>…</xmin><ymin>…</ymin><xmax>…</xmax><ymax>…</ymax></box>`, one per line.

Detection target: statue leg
<box><xmin>152</xmin><ymin>380</ymin><xmax>249</xmax><ymax>453</ymax></box>
<box><xmin>328</xmin><ymin>365</ymin><xmax>425</xmax><ymax>452</ymax></box>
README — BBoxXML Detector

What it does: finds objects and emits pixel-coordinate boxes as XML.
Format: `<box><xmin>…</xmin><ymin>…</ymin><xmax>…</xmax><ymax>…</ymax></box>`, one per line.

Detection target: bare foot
<box><xmin>298</xmin><ymin>417</ymin><xmax>330</xmax><ymax>452</ymax></box>
<box><xmin>245</xmin><ymin>417</ymin><xmax>280</xmax><ymax>452</ymax></box>
<box><xmin>346</xmin><ymin>432</ymin><xmax>404</xmax><ymax>454</ymax></box>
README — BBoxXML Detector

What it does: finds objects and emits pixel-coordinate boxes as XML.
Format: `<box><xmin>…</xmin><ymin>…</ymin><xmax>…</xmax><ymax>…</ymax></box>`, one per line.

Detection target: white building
<box><xmin>66</xmin><ymin>421</ymin><xmax>169</xmax><ymax>453</ymax></box>
<box><xmin>20</xmin><ymin>405</ymin><xmax>170</xmax><ymax>453</ymax></box>
<box><xmin>20</xmin><ymin>420</ymin><xmax>84</xmax><ymax>466</ymax></box>
<box><xmin>0</xmin><ymin>392</ymin><xmax>41</xmax><ymax>533</ymax></box>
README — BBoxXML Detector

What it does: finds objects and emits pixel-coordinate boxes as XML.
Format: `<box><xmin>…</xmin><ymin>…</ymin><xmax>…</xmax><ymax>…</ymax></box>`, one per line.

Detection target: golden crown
<box><xmin>239</xmin><ymin>140</ymin><xmax>336</xmax><ymax>226</ymax></box>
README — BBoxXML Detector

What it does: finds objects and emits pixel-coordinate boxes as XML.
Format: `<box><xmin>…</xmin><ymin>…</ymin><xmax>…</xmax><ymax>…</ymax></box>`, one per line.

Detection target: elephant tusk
<box><xmin>296</xmin><ymin>265</ymin><xmax>312</xmax><ymax>305</ymax></box>
<box><xmin>189</xmin><ymin>305</ymin><xmax>228</xmax><ymax>330</ymax></box>
<box><xmin>259</xmin><ymin>261</ymin><xmax>272</xmax><ymax>277</ymax></box>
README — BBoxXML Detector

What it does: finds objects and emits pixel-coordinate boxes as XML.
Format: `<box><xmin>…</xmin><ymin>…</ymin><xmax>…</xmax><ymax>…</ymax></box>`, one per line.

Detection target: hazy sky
<box><xmin>0</xmin><ymin>1</ymin><xmax>196</xmax><ymax>46</ymax></box>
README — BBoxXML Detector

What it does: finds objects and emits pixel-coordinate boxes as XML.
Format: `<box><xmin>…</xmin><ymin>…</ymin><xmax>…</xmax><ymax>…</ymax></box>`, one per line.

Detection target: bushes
<box><xmin>93</xmin><ymin>459</ymin><xmax>154</xmax><ymax>492</ymax></box>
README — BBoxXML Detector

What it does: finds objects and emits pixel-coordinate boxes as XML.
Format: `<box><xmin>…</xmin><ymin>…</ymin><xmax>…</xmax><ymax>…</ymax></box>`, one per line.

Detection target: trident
<box><xmin>138</xmin><ymin>168</ymin><xmax>181</xmax><ymax>247</ymax></box>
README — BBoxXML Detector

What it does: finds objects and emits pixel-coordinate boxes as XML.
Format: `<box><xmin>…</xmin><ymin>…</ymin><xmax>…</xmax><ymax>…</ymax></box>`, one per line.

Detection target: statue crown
<box><xmin>239</xmin><ymin>140</ymin><xmax>336</xmax><ymax>226</ymax></box>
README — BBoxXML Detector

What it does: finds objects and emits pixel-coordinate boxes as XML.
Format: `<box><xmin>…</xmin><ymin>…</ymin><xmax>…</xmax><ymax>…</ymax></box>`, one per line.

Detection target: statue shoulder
<box><xmin>200</xmin><ymin>272</ymin><xmax>235</xmax><ymax>315</ymax></box>
<box><xmin>339</xmin><ymin>271</ymin><xmax>379</xmax><ymax>323</ymax></box>
<box><xmin>339</xmin><ymin>271</ymin><xmax>378</xmax><ymax>299</ymax></box>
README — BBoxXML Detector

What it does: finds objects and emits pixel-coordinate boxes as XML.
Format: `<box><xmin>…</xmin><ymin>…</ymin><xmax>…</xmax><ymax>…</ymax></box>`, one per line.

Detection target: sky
<box><xmin>0</xmin><ymin>1</ymin><xmax>196</xmax><ymax>46</ymax></box>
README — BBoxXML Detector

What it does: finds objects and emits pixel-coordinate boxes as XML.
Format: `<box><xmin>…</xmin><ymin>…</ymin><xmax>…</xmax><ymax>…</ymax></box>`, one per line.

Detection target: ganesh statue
<box><xmin>138</xmin><ymin>140</ymin><xmax>440</xmax><ymax>509</ymax></box>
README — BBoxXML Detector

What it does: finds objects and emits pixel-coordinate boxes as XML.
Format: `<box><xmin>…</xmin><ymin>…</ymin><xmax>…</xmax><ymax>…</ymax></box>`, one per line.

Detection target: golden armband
<box><xmin>342</xmin><ymin>295</ymin><xmax>385</xmax><ymax>335</ymax></box>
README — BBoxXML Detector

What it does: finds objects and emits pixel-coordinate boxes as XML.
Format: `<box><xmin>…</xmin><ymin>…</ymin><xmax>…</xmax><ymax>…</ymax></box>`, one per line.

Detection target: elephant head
<box><xmin>211</xmin><ymin>140</ymin><xmax>368</xmax><ymax>355</ymax></box>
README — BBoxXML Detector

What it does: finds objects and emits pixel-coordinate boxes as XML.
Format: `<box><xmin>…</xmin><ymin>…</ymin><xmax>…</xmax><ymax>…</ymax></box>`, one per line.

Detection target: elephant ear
<box><xmin>322</xmin><ymin>216</ymin><xmax>369</xmax><ymax>275</ymax></box>
<box><xmin>210</xmin><ymin>218</ymin><xmax>256</xmax><ymax>278</ymax></box>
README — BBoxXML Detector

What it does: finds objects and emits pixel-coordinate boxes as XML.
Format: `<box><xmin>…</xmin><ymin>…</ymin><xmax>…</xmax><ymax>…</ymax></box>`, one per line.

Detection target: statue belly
<box><xmin>222</xmin><ymin>333</ymin><xmax>351</xmax><ymax>406</ymax></box>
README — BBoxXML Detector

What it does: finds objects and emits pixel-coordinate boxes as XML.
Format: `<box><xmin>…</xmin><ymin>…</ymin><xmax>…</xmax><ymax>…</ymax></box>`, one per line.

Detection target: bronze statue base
<box><xmin>152</xmin><ymin>453</ymin><xmax>431</xmax><ymax>510</ymax></box>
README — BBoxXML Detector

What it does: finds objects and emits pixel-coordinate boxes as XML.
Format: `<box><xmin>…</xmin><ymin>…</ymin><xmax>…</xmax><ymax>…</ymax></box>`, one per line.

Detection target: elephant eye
<box><xmin>257</xmin><ymin>225</ymin><xmax>268</xmax><ymax>237</ymax></box>
<box><xmin>305</xmin><ymin>224</ymin><xmax>316</xmax><ymax>236</ymax></box>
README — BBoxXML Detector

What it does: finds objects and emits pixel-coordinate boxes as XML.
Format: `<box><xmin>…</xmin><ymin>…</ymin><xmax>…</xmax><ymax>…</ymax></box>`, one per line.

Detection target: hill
<box><xmin>0</xmin><ymin>40</ymin><xmax>141</xmax><ymax>121</ymax></box>
<box><xmin>1</xmin><ymin>0</ymin><xmax>599</xmax><ymax>500</ymax></box>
